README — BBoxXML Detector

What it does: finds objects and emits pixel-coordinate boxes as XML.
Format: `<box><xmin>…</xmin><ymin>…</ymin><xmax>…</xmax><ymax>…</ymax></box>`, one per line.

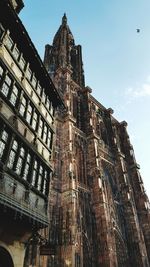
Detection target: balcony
<box><xmin>0</xmin><ymin>172</ymin><xmax>49</xmax><ymax>228</ymax></box>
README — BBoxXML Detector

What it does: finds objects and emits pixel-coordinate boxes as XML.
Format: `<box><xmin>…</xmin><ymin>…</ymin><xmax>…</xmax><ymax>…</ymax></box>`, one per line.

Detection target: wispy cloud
<box><xmin>125</xmin><ymin>77</ymin><xmax>150</xmax><ymax>98</ymax></box>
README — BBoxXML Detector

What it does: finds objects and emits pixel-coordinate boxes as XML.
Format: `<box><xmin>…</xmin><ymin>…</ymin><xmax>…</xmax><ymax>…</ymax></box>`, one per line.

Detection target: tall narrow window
<box><xmin>0</xmin><ymin>65</ymin><xmax>4</xmax><ymax>80</ymax></box>
<box><xmin>42</xmin><ymin>91</ymin><xmax>46</xmax><ymax>103</ymax></box>
<box><xmin>26</xmin><ymin>104</ymin><xmax>33</xmax><ymax>124</ymax></box>
<box><xmin>0</xmin><ymin>130</ymin><xmax>8</xmax><ymax>160</ymax></box>
<box><xmin>47</xmin><ymin>130</ymin><xmax>52</xmax><ymax>149</ymax></box>
<box><xmin>26</xmin><ymin>67</ymin><xmax>32</xmax><ymax>81</ymax></box>
<box><xmin>37</xmin><ymin>165</ymin><xmax>43</xmax><ymax>191</ymax></box>
<box><xmin>1</xmin><ymin>75</ymin><xmax>12</xmax><ymax>97</ymax></box>
<box><xmin>32</xmin><ymin>111</ymin><xmax>38</xmax><ymax>130</ymax></box>
<box><xmin>9</xmin><ymin>84</ymin><xmax>19</xmax><ymax>106</ymax></box>
<box><xmin>19</xmin><ymin>56</ymin><xmax>26</xmax><ymax>70</ymax></box>
<box><xmin>32</xmin><ymin>160</ymin><xmax>38</xmax><ymax>186</ymax></box>
<box><xmin>43</xmin><ymin>124</ymin><xmax>48</xmax><ymax>143</ymax></box>
<box><xmin>19</xmin><ymin>96</ymin><xmax>27</xmax><ymax>117</ymax></box>
<box><xmin>12</xmin><ymin>46</ymin><xmax>20</xmax><ymax>61</ymax></box>
<box><xmin>5</xmin><ymin>35</ymin><xmax>14</xmax><ymax>50</ymax></box>
<box><xmin>15</xmin><ymin>147</ymin><xmax>25</xmax><ymax>175</ymax></box>
<box><xmin>39</xmin><ymin>118</ymin><xmax>44</xmax><ymax>138</ymax></box>
<box><xmin>32</xmin><ymin>75</ymin><xmax>37</xmax><ymax>88</ymax></box>
<box><xmin>37</xmin><ymin>83</ymin><xmax>42</xmax><ymax>96</ymax></box>
<box><xmin>42</xmin><ymin>170</ymin><xmax>48</xmax><ymax>194</ymax></box>
<box><xmin>7</xmin><ymin>140</ymin><xmax>18</xmax><ymax>169</ymax></box>
<box><xmin>23</xmin><ymin>153</ymin><xmax>31</xmax><ymax>180</ymax></box>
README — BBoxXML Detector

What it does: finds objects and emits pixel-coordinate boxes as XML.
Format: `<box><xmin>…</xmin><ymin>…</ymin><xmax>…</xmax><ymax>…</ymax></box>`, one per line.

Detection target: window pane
<box><xmin>32</xmin><ymin>111</ymin><xmax>38</xmax><ymax>130</ymax></box>
<box><xmin>37</xmin><ymin>165</ymin><xmax>43</xmax><ymax>191</ymax></box>
<box><xmin>32</xmin><ymin>75</ymin><xmax>37</xmax><ymax>88</ymax></box>
<box><xmin>16</xmin><ymin>147</ymin><xmax>25</xmax><ymax>175</ymax></box>
<box><xmin>7</xmin><ymin>140</ymin><xmax>18</xmax><ymax>169</ymax></box>
<box><xmin>39</xmin><ymin>119</ymin><xmax>43</xmax><ymax>138</ymax></box>
<box><xmin>1</xmin><ymin>75</ymin><xmax>12</xmax><ymax>97</ymax></box>
<box><xmin>43</xmin><ymin>125</ymin><xmax>48</xmax><ymax>143</ymax></box>
<box><xmin>0</xmin><ymin>65</ymin><xmax>4</xmax><ymax>79</ymax></box>
<box><xmin>12</xmin><ymin>46</ymin><xmax>20</xmax><ymax>61</ymax></box>
<box><xmin>9</xmin><ymin>85</ymin><xmax>19</xmax><ymax>106</ymax></box>
<box><xmin>26</xmin><ymin>104</ymin><xmax>33</xmax><ymax>124</ymax></box>
<box><xmin>37</xmin><ymin>84</ymin><xmax>42</xmax><ymax>95</ymax></box>
<box><xmin>26</xmin><ymin>67</ymin><xmax>32</xmax><ymax>81</ymax></box>
<box><xmin>19</xmin><ymin>96</ymin><xmax>27</xmax><ymax>117</ymax></box>
<box><xmin>0</xmin><ymin>130</ymin><xmax>8</xmax><ymax>159</ymax></box>
<box><xmin>32</xmin><ymin>160</ymin><xmax>37</xmax><ymax>186</ymax></box>
<box><xmin>6</xmin><ymin>36</ymin><xmax>14</xmax><ymax>50</ymax></box>
<box><xmin>19</xmin><ymin>56</ymin><xmax>26</xmax><ymax>70</ymax></box>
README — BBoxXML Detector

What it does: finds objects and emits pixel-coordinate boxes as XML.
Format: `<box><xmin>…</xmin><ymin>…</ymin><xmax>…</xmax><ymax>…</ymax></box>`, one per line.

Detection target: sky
<box><xmin>20</xmin><ymin>0</ymin><xmax>150</xmax><ymax>198</ymax></box>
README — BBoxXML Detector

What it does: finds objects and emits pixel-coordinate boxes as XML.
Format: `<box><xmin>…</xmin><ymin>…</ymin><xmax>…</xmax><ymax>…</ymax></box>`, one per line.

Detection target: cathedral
<box><xmin>43</xmin><ymin>14</ymin><xmax>150</xmax><ymax>267</ymax></box>
<box><xmin>0</xmin><ymin>1</ymin><xmax>150</xmax><ymax>267</ymax></box>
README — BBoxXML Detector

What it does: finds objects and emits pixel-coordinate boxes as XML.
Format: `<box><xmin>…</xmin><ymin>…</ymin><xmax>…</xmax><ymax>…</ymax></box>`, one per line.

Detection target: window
<box><xmin>0</xmin><ymin>24</ymin><xmax>4</xmax><ymax>39</ymax></box>
<box><xmin>9</xmin><ymin>84</ymin><xmax>19</xmax><ymax>106</ymax></box>
<box><xmin>0</xmin><ymin>65</ymin><xmax>4</xmax><ymax>80</ymax></box>
<box><xmin>0</xmin><ymin>130</ymin><xmax>8</xmax><ymax>160</ymax></box>
<box><xmin>32</xmin><ymin>75</ymin><xmax>37</xmax><ymax>88</ymax></box>
<box><xmin>37</xmin><ymin>165</ymin><xmax>43</xmax><ymax>191</ymax></box>
<box><xmin>32</xmin><ymin>160</ymin><xmax>38</xmax><ymax>186</ymax></box>
<box><xmin>23</xmin><ymin>153</ymin><xmax>31</xmax><ymax>180</ymax></box>
<box><xmin>19</xmin><ymin>56</ymin><xmax>26</xmax><ymax>70</ymax></box>
<box><xmin>1</xmin><ymin>75</ymin><xmax>12</xmax><ymax>97</ymax></box>
<box><xmin>46</xmin><ymin>97</ymin><xmax>50</xmax><ymax>110</ymax></box>
<box><xmin>39</xmin><ymin>118</ymin><xmax>44</xmax><ymax>138</ymax></box>
<box><xmin>43</xmin><ymin>124</ymin><xmax>48</xmax><ymax>143</ymax></box>
<box><xmin>12</xmin><ymin>46</ymin><xmax>20</xmax><ymax>61</ymax></box>
<box><xmin>15</xmin><ymin>147</ymin><xmax>25</xmax><ymax>175</ymax></box>
<box><xmin>26</xmin><ymin>104</ymin><xmax>33</xmax><ymax>124</ymax></box>
<box><xmin>37</xmin><ymin>83</ymin><xmax>42</xmax><ymax>96</ymax></box>
<box><xmin>7</xmin><ymin>140</ymin><xmax>18</xmax><ymax>169</ymax></box>
<box><xmin>50</xmin><ymin>103</ymin><xmax>54</xmax><ymax>116</ymax></box>
<box><xmin>42</xmin><ymin>170</ymin><xmax>48</xmax><ymax>194</ymax></box>
<box><xmin>42</xmin><ymin>91</ymin><xmax>46</xmax><ymax>103</ymax></box>
<box><xmin>5</xmin><ymin>35</ymin><xmax>14</xmax><ymax>50</ymax></box>
<box><xmin>26</xmin><ymin>67</ymin><xmax>32</xmax><ymax>81</ymax></box>
<box><xmin>47</xmin><ymin>130</ymin><xmax>52</xmax><ymax>149</ymax></box>
<box><xmin>19</xmin><ymin>96</ymin><xmax>27</xmax><ymax>117</ymax></box>
<box><xmin>32</xmin><ymin>111</ymin><xmax>38</xmax><ymax>130</ymax></box>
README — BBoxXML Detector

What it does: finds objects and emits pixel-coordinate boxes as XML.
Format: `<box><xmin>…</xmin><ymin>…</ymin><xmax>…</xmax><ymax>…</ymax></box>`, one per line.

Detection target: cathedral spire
<box><xmin>62</xmin><ymin>13</ymin><xmax>67</xmax><ymax>25</ymax></box>
<box><xmin>44</xmin><ymin>15</ymin><xmax>85</xmax><ymax>87</ymax></box>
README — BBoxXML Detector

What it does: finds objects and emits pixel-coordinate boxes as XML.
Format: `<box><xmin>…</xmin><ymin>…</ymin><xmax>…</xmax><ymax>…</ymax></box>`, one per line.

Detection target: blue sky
<box><xmin>20</xmin><ymin>0</ymin><xmax>150</xmax><ymax>198</ymax></box>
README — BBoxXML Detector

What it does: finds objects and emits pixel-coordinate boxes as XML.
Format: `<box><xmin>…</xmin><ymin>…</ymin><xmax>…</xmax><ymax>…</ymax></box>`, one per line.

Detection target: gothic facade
<box><xmin>43</xmin><ymin>14</ymin><xmax>150</xmax><ymax>267</ymax></box>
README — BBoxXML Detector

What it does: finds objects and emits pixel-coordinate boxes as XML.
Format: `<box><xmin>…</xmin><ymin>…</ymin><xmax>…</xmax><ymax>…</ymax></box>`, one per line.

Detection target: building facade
<box><xmin>43</xmin><ymin>14</ymin><xmax>150</xmax><ymax>267</ymax></box>
<box><xmin>0</xmin><ymin>1</ymin><xmax>63</xmax><ymax>267</ymax></box>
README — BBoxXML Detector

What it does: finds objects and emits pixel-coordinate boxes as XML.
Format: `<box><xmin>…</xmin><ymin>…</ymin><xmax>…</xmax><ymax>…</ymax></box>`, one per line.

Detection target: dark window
<box><xmin>26</xmin><ymin>104</ymin><xmax>33</xmax><ymax>124</ymax></box>
<box><xmin>15</xmin><ymin>147</ymin><xmax>25</xmax><ymax>175</ymax></box>
<box><xmin>7</xmin><ymin>140</ymin><xmax>18</xmax><ymax>169</ymax></box>
<box><xmin>23</xmin><ymin>153</ymin><xmax>31</xmax><ymax>180</ymax></box>
<box><xmin>9</xmin><ymin>84</ymin><xmax>19</xmax><ymax>106</ymax></box>
<box><xmin>0</xmin><ymin>24</ymin><xmax>4</xmax><ymax>39</ymax></box>
<box><xmin>37</xmin><ymin>165</ymin><xmax>43</xmax><ymax>191</ymax></box>
<box><xmin>1</xmin><ymin>75</ymin><xmax>12</xmax><ymax>97</ymax></box>
<box><xmin>0</xmin><ymin>130</ymin><xmax>8</xmax><ymax>160</ymax></box>
<box><xmin>19</xmin><ymin>96</ymin><xmax>27</xmax><ymax>117</ymax></box>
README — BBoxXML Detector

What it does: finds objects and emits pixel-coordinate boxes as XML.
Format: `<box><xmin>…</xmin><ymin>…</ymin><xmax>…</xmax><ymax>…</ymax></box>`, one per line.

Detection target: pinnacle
<box><xmin>62</xmin><ymin>13</ymin><xmax>67</xmax><ymax>25</ymax></box>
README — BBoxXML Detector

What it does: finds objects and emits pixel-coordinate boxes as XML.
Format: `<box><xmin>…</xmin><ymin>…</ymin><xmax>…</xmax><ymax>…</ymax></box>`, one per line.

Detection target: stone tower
<box><xmin>44</xmin><ymin>15</ymin><xmax>150</xmax><ymax>267</ymax></box>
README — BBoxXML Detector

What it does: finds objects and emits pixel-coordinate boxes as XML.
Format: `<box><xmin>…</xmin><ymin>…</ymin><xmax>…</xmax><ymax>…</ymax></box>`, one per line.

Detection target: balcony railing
<box><xmin>0</xmin><ymin>172</ymin><xmax>49</xmax><ymax>227</ymax></box>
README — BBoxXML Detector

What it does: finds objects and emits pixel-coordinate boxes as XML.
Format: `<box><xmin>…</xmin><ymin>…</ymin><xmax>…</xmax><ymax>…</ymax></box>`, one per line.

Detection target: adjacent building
<box><xmin>0</xmin><ymin>1</ymin><xmax>63</xmax><ymax>266</ymax></box>
<box><xmin>43</xmin><ymin>14</ymin><xmax>150</xmax><ymax>267</ymax></box>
